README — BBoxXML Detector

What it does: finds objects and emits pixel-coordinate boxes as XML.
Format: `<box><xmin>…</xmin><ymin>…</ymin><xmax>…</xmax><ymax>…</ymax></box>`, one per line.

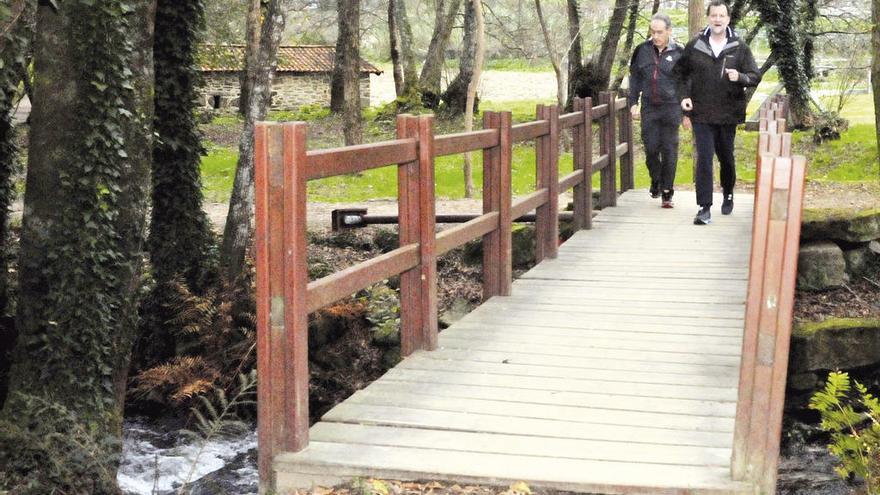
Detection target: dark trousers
<box><xmin>693</xmin><ymin>122</ymin><xmax>737</xmax><ymax>207</ymax></box>
<box><xmin>640</xmin><ymin>105</ymin><xmax>681</xmax><ymax>193</ymax></box>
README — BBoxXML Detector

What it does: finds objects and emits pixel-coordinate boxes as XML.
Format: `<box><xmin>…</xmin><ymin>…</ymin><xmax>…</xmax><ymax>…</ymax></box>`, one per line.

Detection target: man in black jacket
<box><xmin>675</xmin><ymin>0</ymin><xmax>760</xmax><ymax>225</ymax></box>
<box><xmin>628</xmin><ymin>13</ymin><xmax>687</xmax><ymax>208</ymax></box>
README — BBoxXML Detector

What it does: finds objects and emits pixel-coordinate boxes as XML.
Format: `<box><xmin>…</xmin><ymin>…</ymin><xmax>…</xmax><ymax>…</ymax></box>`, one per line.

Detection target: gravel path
<box><xmin>370</xmin><ymin>70</ymin><xmax>558</xmax><ymax>106</ymax></box>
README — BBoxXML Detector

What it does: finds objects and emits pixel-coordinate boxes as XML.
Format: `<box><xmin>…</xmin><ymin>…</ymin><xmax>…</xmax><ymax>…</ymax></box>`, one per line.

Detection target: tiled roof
<box><xmin>198</xmin><ymin>44</ymin><xmax>383</xmax><ymax>74</ymax></box>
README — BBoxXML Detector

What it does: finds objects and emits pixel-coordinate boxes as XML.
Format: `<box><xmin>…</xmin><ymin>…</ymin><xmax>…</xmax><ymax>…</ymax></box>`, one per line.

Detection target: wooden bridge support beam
<box><xmin>397</xmin><ymin>114</ymin><xmax>438</xmax><ymax>355</ymax></box>
<box><xmin>572</xmin><ymin>97</ymin><xmax>593</xmax><ymax>230</ymax></box>
<box><xmin>599</xmin><ymin>91</ymin><xmax>617</xmax><ymax>208</ymax></box>
<box><xmin>255</xmin><ymin>122</ymin><xmax>310</xmax><ymax>490</ymax></box>
<box><xmin>482</xmin><ymin>111</ymin><xmax>513</xmax><ymax>298</ymax></box>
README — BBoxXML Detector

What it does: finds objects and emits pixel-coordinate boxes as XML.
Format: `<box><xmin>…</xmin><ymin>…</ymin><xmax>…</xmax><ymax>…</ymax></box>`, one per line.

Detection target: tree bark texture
<box><xmin>394</xmin><ymin>0</ymin><xmax>418</xmax><ymax>96</ymax></box>
<box><xmin>688</xmin><ymin>0</ymin><xmax>703</xmax><ymax>38</ymax></box>
<box><xmin>221</xmin><ymin>0</ymin><xmax>286</xmax><ymax>282</ymax></box>
<box><xmin>239</xmin><ymin>0</ymin><xmax>261</xmax><ymax>115</ymax></box>
<box><xmin>331</xmin><ymin>18</ymin><xmax>345</xmax><ymax>111</ymax></box>
<box><xmin>565</xmin><ymin>0</ymin><xmax>585</xmax><ymax>110</ymax></box>
<box><xmin>535</xmin><ymin>0</ymin><xmax>566</xmax><ymax>107</ymax></box>
<box><xmin>419</xmin><ymin>0</ymin><xmax>463</xmax><ymax>107</ymax></box>
<box><xmin>611</xmin><ymin>0</ymin><xmax>640</xmax><ymax>92</ymax></box>
<box><xmin>442</xmin><ymin>0</ymin><xmax>477</xmax><ymax>115</ymax></box>
<box><xmin>0</xmin><ymin>1</ymin><xmax>155</xmax><ymax>492</ymax></box>
<box><xmin>873</xmin><ymin>0</ymin><xmax>880</xmax><ymax>170</ymax></box>
<box><xmin>571</xmin><ymin>0</ymin><xmax>628</xmax><ymax>101</ymax></box>
<box><xmin>338</xmin><ymin>0</ymin><xmax>363</xmax><ymax>145</ymax></box>
<box><xmin>461</xmin><ymin>0</ymin><xmax>484</xmax><ymax>199</ymax></box>
<box><xmin>388</xmin><ymin>0</ymin><xmax>405</xmax><ymax>97</ymax></box>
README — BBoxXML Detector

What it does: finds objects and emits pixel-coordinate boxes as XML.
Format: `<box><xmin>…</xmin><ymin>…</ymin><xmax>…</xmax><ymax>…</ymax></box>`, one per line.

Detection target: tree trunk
<box><xmin>442</xmin><ymin>0</ymin><xmax>476</xmax><ymax>115</ymax></box>
<box><xmin>0</xmin><ymin>0</ymin><xmax>33</xmax><ymax>321</ymax></box>
<box><xmin>331</xmin><ymin>19</ymin><xmax>345</xmax><ymax>111</ymax></box>
<box><xmin>565</xmin><ymin>0</ymin><xmax>585</xmax><ymax>110</ymax></box>
<box><xmin>221</xmin><ymin>0</ymin><xmax>286</xmax><ymax>283</ymax></box>
<box><xmin>239</xmin><ymin>0</ymin><xmax>261</xmax><ymax>115</ymax></box>
<box><xmin>394</xmin><ymin>0</ymin><xmax>418</xmax><ymax>96</ymax></box>
<box><xmin>339</xmin><ymin>0</ymin><xmax>363</xmax><ymax>145</ymax></box>
<box><xmin>462</xmin><ymin>0</ymin><xmax>484</xmax><ymax>199</ymax></box>
<box><xmin>688</xmin><ymin>0</ymin><xmax>703</xmax><ymax>38</ymax></box>
<box><xmin>0</xmin><ymin>1</ymin><xmax>155</xmax><ymax>492</ymax></box>
<box><xmin>419</xmin><ymin>0</ymin><xmax>463</xmax><ymax>107</ymax></box>
<box><xmin>535</xmin><ymin>0</ymin><xmax>566</xmax><ymax>108</ymax></box>
<box><xmin>572</xmin><ymin>0</ymin><xmax>628</xmax><ymax>101</ymax></box>
<box><xmin>611</xmin><ymin>0</ymin><xmax>640</xmax><ymax>92</ymax></box>
<box><xmin>651</xmin><ymin>0</ymin><xmax>660</xmax><ymax>15</ymax></box>
<box><xmin>388</xmin><ymin>0</ymin><xmax>404</xmax><ymax>97</ymax></box>
<box><xmin>149</xmin><ymin>0</ymin><xmax>216</xmax><ymax>292</ymax></box>
<box><xmin>873</xmin><ymin>0</ymin><xmax>880</xmax><ymax>170</ymax></box>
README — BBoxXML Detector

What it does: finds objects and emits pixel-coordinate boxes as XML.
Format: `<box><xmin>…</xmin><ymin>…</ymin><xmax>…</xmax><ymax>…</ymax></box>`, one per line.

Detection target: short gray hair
<box><xmin>651</xmin><ymin>13</ymin><xmax>672</xmax><ymax>30</ymax></box>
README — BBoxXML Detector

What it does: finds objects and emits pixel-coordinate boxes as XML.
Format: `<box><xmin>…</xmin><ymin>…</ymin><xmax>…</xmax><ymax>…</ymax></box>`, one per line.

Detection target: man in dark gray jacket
<box><xmin>628</xmin><ymin>13</ymin><xmax>688</xmax><ymax>208</ymax></box>
<box><xmin>675</xmin><ymin>0</ymin><xmax>760</xmax><ymax>225</ymax></box>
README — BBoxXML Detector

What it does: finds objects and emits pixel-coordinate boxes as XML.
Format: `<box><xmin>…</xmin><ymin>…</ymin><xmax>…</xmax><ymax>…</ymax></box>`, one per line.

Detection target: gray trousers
<box><xmin>640</xmin><ymin>105</ymin><xmax>682</xmax><ymax>193</ymax></box>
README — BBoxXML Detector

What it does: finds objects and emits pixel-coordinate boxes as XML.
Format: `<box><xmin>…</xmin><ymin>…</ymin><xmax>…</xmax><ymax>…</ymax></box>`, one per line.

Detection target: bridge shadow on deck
<box><xmin>275</xmin><ymin>190</ymin><xmax>755</xmax><ymax>495</ymax></box>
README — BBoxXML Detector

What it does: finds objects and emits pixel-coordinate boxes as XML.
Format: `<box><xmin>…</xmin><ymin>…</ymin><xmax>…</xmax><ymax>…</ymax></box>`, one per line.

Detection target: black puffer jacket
<box><xmin>674</xmin><ymin>28</ymin><xmax>761</xmax><ymax>124</ymax></box>
<box><xmin>628</xmin><ymin>39</ymin><xmax>684</xmax><ymax>108</ymax></box>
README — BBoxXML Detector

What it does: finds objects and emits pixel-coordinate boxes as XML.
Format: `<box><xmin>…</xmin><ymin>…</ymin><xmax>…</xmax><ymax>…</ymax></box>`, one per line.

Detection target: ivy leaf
<box><xmin>92</xmin><ymin>81</ymin><xmax>109</xmax><ymax>92</ymax></box>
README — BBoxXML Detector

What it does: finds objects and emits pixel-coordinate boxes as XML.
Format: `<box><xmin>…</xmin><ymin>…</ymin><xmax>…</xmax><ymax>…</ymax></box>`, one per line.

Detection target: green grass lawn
<box><xmin>201</xmin><ymin>94</ymin><xmax>877</xmax><ymax>203</ymax></box>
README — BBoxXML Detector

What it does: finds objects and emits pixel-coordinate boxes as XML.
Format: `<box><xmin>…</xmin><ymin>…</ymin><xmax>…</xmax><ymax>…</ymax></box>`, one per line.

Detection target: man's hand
<box><xmin>681</xmin><ymin>98</ymin><xmax>693</xmax><ymax>111</ymax></box>
<box><xmin>630</xmin><ymin>105</ymin><xmax>640</xmax><ymax>120</ymax></box>
<box><xmin>682</xmin><ymin>116</ymin><xmax>692</xmax><ymax>131</ymax></box>
<box><xmin>725</xmin><ymin>68</ymin><xmax>740</xmax><ymax>82</ymax></box>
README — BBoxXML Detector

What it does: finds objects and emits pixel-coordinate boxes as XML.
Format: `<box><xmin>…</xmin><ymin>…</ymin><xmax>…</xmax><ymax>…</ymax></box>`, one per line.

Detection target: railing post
<box><xmin>535</xmin><ymin>105</ymin><xmax>548</xmax><ymax>263</ymax></box>
<box><xmin>618</xmin><ymin>97</ymin><xmax>635</xmax><ymax>192</ymax></box>
<box><xmin>255</xmin><ymin>121</ymin><xmax>309</xmax><ymax>491</ymax></box>
<box><xmin>599</xmin><ymin>91</ymin><xmax>617</xmax><ymax>208</ymax></box>
<box><xmin>535</xmin><ymin>104</ymin><xmax>559</xmax><ymax>262</ymax></box>
<box><xmin>417</xmin><ymin>115</ymin><xmax>438</xmax><ymax>349</ymax></box>
<box><xmin>482</xmin><ymin>111</ymin><xmax>513</xmax><ymax>298</ymax></box>
<box><xmin>580</xmin><ymin>97</ymin><xmax>594</xmax><ymax>229</ymax></box>
<box><xmin>397</xmin><ymin>114</ymin><xmax>421</xmax><ymax>356</ymax></box>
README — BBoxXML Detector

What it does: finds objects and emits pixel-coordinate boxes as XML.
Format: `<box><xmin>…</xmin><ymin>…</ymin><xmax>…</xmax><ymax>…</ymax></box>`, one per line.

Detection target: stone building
<box><xmin>198</xmin><ymin>45</ymin><xmax>382</xmax><ymax>111</ymax></box>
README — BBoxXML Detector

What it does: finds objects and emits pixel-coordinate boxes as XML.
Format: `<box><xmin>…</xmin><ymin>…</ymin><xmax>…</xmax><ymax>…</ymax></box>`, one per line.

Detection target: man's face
<box><xmin>707</xmin><ymin>5</ymin><xmax>730</xmax><ymax>36</ymax></box>
<box><xmin>649</xmin><ymin>20</ymin><xmax>671</xmax><ymax>49</ymax></box>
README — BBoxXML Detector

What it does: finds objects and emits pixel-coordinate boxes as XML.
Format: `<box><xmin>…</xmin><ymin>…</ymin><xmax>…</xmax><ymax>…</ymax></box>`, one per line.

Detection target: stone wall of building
<box><xmin>200</xmin><ymin>72</ymin><xmax>371</xmax><ymax>110</ymax></box>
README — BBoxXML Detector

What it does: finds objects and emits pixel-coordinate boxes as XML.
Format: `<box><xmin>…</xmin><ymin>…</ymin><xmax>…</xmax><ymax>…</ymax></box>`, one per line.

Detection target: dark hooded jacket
<box><xmin>628</xmin><ymin>39</ymin><xmax>684</xmax><ymax>109</ymax></box>
<box><xmin>674</xmin><ymin>27</ymin><xmax>761</xmax><ymax>124</ymax></box>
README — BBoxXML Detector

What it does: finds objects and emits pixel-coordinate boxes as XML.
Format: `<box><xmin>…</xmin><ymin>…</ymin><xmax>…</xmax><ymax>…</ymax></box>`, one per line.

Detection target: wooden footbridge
<box><xmin>254</xmin><ymin>95</ymin><xmax>805</xmax><ymax>494</ymax></box>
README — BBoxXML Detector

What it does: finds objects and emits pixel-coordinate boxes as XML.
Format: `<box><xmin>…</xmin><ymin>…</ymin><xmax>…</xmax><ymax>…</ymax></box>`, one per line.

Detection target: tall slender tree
<box><xmin>535</xmin><ymin>0</ymin><xmax>566</xmax><ymax>107</ymax></box>
<box><xmin>873</xmin><ymin>0</ymin><xmax>880</xmax><ymax>168</ymax></box>
<box><xmin>0</xmin><ymin>1</ymin><xmax>156</xmax><ymax>492</ymax></box>
<box><xmin>221</xmin><ymin>0</ymin><xmax>287</xmax><ymax>282</ymax></box>
<box><xmin>419</xmin><ymin>0</ymin><xmax>463</xmax><ymax>107</ymax></box>
<box><xmin>337</xmin><ymin>0</ymin><xmax>363</xmax><ymax>145</ymax></box>
<box><xmin>688</xmin><ymin>0</ymin><xmax>703</xmax><ymax>38</ymax></box>
<box><xmin>611</xmin><ymin>0</ymin><xmax>640</xmax><ymax>91</ymax></box>
<box><xmin>442</xmin><ymin>0</ymin><xmax>477</xmax><ymax>115</ymax></box>
<box><xmin>566</xmin><ymin>0</ymin><xmax>585</xmax><ymax>109</ymax></box>
<box><xmin>569</xmin><ymin>0</ymin><xmax>629</xmax><ymax>102</ymax></box>
<box><xmin>461</xmin><ymin>0</ymin><xmax>485</xmax><ymax>199</ymax></box>
<box><xmin>388</xmin><ymin>0</ymin><xmax>405</xmax><ymax>97</ymax></box>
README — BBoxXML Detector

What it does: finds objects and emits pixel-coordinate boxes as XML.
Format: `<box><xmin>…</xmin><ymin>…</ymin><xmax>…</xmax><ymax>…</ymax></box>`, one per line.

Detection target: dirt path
<box><xmin>370</xmin><ymin>70</ymin><xmax>558</xmax><ymax>106</ymax></box>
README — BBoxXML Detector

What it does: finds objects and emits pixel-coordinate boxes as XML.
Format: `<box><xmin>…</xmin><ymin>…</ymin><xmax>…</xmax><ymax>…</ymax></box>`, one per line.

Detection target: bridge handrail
<box><xmin>731</xmin><ymin>95</ymin><xmax>808</xmax><ymax>494</ymax></box>
<box><xmin>253</xmin><ymin>93</ymin><xmax>635</xmax><ymax>482</ymax></box>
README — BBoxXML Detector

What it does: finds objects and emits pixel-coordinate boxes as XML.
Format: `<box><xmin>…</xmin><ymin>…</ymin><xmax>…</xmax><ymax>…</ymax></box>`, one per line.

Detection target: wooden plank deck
<box><xmin>275</xmin><ymin>190</ymin><xmax>755</xmax><ymax>494</ymax></box>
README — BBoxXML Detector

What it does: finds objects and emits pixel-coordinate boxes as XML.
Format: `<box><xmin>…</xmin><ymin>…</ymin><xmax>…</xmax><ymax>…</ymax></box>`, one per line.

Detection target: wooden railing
<box><xmin>731</xmin><ymin>95</ymin><xmax>808</xmax><ymax>494</ymax></box>
<box><xmin>253</xmin><ymin>93</ymin><xmax>634</xmax><ymax>482</ymax></box>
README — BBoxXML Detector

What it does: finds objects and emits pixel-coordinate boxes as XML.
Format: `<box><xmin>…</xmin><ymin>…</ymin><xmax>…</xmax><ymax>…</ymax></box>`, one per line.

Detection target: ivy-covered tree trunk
<box><xmin>418</xmin><ymin>0</ymin><xmax>462</xmax><ymax>107</ymax></box>
<box><xmin>874</xmin><ymin>0</ymin><xmax>880</xmax><ymax>167</ymax></box>
<box><xmin>149</xmin><ymin>0</ymin><xmax>216</xmax><ymax>292</ymax></box>
<box><xmin>0</xmin><ymin>1</ymin><xmax>155</xmax><ymax>492</ymax></box>
<box><xmin>221</xmin><ymin>0</ymin><xmax>286</xmax><ymax>282</ymax></box>
<box><xmin>441</xmin><ymin>0</ymin><xmax>477</xmax><ymax>115</ymax></box>
<box><xmin>0</xmin><ymin>0</ymin><xmax>36</xmax><ymax>322</ymax></box>
<box><xmin>755</xmin><ymin>0</ymin><xmax>815</xmax><ymax>127</ymax></box>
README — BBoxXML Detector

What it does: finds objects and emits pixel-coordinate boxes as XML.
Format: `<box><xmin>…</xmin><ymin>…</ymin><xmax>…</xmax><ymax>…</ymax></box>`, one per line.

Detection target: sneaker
<box><xmin>649</xmin><ymin>181</ymin><xmax>660</xmax><ymax>198</ymax></box>
<box><xmin>661</xmin><ymin>191</ymin><xmax>674</xmax><ymax>208</ymax></box>
<box><xmin>721</xmin><ymin>194</ymin><xmax>734</xmax><ymax>215</ymax></box>
<box><xmin>694</xmin><ymin>206</ymin><xmax>712</xmax><ymax>225</ymax></box>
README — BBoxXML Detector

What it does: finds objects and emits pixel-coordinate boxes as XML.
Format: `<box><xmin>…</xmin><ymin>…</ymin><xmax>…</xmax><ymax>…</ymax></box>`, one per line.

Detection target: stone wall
<box><xmin>199</xmin><ymin>72</ymin><xmax>371</xmax><ymax>110</ymax></box>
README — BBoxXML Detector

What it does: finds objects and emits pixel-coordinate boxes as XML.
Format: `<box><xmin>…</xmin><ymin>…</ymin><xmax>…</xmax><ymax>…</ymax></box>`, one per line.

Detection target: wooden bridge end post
<box><xmin>481</xmin><ymin>110</ymin><xmax>514</xmax><ymax>298</ymax></box>
<box><xmin>397</xmin><ymin>114</ymin><xmax>425</xmax><ymax>356</ymax></box>
<box><xmin>534</xmin><ymin>104</ymin><xmax>549</xmax><ymax>263</ymax></box>
<box><xmin>417</xmin><ymin>115</ymin><xmax>439</xmax><ymax>350</ymax></box>
<box><xmin>760</xmin><ymin>155</ymin><xmax>807</xmax><ymax>495</ymax></box>
<box><xmin>546</xmin><ymin>104</ymin><xmax>560</xmax><ymax>258</ymax></box>
<box><xmin>599</xmin><ymin>91</ymin><xmax>617</xmax><ymax>208</ymax></box>
<box><xmin>619</xmin><ymin>98</ymin><xmax>635</xmax><ymax>192</ymax></box>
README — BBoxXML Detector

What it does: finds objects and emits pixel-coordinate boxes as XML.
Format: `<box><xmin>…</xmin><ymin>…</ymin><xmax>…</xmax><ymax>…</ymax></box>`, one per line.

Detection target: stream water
<box><xmin>118</xmin><ymin>416</ymin><xmax>858</xmax><ymax>495</ymax></box>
